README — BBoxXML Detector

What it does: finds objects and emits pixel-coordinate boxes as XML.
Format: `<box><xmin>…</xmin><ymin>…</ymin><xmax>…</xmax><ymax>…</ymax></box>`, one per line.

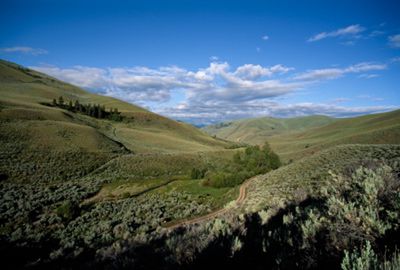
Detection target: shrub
<box><xmin>207</xmin><ymin>142</ymin><xmax>281</xmax><ymax>188</ymax></box>
<box><xmin>56</xmin><ymin>200</ymin><xmax>80</xmax><ymax>221</ymax></box>
<box><xmin>341</xmin><ymin>241</ymin><xmax>378</xmax><ymax>270</ymax></box>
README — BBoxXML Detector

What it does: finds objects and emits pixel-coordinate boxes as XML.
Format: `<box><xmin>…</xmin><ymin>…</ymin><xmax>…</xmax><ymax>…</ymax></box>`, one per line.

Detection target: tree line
<box><xmin>51</xmin><ymin>96</ymin><xmax>123</xmax><ymax>121</ymax></box>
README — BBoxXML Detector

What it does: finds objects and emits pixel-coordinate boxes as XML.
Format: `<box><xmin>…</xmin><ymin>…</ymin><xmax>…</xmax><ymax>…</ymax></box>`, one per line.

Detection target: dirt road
<box><xmin>165</xmin><ymin>175</ymin><xmax>257</xmax><ymax>229</ymax></box>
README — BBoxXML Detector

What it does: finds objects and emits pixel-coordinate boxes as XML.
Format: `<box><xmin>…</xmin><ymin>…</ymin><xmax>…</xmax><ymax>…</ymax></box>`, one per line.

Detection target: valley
<box><xmin>1</xmin><ymin>60</ymin><xmax>399</xmax><ymax>269</ymax></box>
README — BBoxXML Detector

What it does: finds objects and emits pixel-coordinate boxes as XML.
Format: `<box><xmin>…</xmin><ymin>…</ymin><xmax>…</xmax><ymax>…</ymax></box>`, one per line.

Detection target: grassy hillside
<box><xmin>0</xmin><ymin>59</ymin><xmax>228</xmax><ymax>154</ymax></box>
<box><xmin>203</xmin><ymin>115</ymin><xmax>336</xmax><ymax>144</ymax></box>
<box><xmin>0</xmin><ymin>59</ymin><xmax>233</xmax><ymax>182</ymax></box>
<box><xmin>268</xmin><ymin>109</ymin><xmax>400</xmax><ymax>161</ymax></box>
<box><xmin>203</xmin><ymin>110</ymin><xmax>400</xmax><ymax>162</ymax></box>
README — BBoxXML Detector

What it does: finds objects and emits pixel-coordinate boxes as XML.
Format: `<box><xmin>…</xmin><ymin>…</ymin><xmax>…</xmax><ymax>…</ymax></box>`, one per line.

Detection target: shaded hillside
<box><xmin>203</xmin><ymin>115</ymin><xmax>336</xmax><ymax>144</ymax></box>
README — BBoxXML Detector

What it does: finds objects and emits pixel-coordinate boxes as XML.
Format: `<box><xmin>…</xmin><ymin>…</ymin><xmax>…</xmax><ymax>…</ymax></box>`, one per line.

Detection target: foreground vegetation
<box><xmin>1</xmin><ymin>144</ymin><xmax>399</xmax><ymax>269</ymax></box>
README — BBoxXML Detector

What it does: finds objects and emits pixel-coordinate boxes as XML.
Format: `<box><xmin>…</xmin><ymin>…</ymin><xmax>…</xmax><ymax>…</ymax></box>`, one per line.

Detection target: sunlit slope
<box><xmin>203</xmin><ymin>115</ymin><xmax>336</xmax><ymax>144</ymax></box>
<box><xmin>267</xmin><ymin>109</ymin><xmax>400</xmax><ymax>161</ymax></box>
<box><xmin>0</xmin><ymin>60</ymin><xmax>230</xmax><ymax>182</ymax></box>
<box><xmin>241</xmin><ymin>143</ymin><xmax>400</xmax><ymax>212</ymax></box>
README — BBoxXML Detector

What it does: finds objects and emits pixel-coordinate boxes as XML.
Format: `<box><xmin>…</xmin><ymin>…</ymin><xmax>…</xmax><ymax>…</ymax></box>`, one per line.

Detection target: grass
<box><xmin>0</xmin><ymin>59</ymin><xmax>237</xmax><ymax>184</ymax></box>
<box><xmin>83</xmin><ymin>178</ymin><xmax>175</xmax><ymax>204</ymax></box>
<box><xmin>204</xmin><ymin>109</ymin><xmax>400</xmax><ymax>162</ymax></box>
<box><xmin>268</xmin><ymin>109</ymin><xmax>400</xmax><ymax>161</ymax></box>
<box><xmin>203</xmin><ymin>115</ymin><xmax>336</xmax><ymax>144</ymax></box>
<box><xmin>0</xmin><ymin>59</ymin><xmax>231</xmax><ymax>159</ymax></box>
<box><xmin>150</xmin><ymin>178</ymin><xmax>239</xmax><ymax>209</ymax></box>
<box><xmin>240</xmin><ymin>144</ymin><xmax>400</xmax><ymax>213</ymax></box>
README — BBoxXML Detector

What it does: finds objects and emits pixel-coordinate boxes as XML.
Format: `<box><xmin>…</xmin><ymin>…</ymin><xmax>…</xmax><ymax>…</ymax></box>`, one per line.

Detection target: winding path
<box><xmin>164</xmin><ymin>175</ymin><xmax>258</xmax><ymax>229</ymax></box>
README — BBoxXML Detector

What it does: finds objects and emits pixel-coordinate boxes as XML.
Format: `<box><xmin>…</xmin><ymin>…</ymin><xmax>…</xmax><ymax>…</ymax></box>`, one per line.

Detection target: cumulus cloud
<box><xmin>388</xmin><ymin>34</ymin><xmax>400</xmax><ymax>48</ymax></box>
<box><xmin>31</xmin><ymin>62</ymin><xmax>296</xmax><ymax>104</ymax></box>
<box><xmin>308</xmin><ymin>24</ymin><xmax>365</xmax><ymax>42</ymax></box>
<box><xmin>293</xmin><ymin>62</ymin><xmax>386</xmax><ymax>81</ymax></box>
<box><xmin>31</xmin><ymin>60</ymin><xmax>394</xmax><ymax>125</ymax></box>
<box><xmin>233</xmin><ymin>64</ymin><xmax>293</xmax><ymax>79</ymax></box>
<box><xmin>0</xmin><ymin>46</ymin><xmax>48</xmax><ymax>55</ymax></box>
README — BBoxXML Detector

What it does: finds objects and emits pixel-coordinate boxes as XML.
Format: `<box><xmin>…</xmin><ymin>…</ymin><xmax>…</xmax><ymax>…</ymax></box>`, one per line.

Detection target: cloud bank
<box><xmin>31</xmin><ymin>60</ymin><xmax>393</xmax><ymax>124</ymax></box>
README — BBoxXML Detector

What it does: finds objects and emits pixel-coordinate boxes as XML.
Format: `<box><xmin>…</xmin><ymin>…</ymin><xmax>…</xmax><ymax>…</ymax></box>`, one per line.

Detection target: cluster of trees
<box><xmin>52</xmin><ymin>96</ymin><xmax>123</xmax><ymax>121</ymax></box>
<box><xmin>204</xmin><ymin>142</ymin><xmax>281</xmax><ymax>188</ymax></box>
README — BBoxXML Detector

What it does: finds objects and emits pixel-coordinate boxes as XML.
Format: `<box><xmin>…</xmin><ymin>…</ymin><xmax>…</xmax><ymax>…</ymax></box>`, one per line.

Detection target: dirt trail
<box><xmin>165</xmin><ymin>175</ymin><xmax>257</xmax><ymax>230</ymax></box>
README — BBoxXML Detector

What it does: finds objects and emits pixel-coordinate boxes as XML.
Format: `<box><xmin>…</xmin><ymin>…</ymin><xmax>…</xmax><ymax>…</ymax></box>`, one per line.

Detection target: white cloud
<box><xmin>31</xmin><ymin>62</ymin><xmax>296</xmax><ymax>104</ymax></box>
<box><xmin>388</xmin><ymin>34</ymin><xmax>400</xmax><ymax>48</ymax></box>
<box><xmin>369</xmin><ymin>30</ymin><xmax>385</xmax><ymax>37</ymax></box>
<box><xmin>308</xmin><ymin>24</ymin><xmax>365</xmax><ymax>42</ymax></box>
<box><xmin>358</xmin><ymin>74</ymin><xmax>379</xmax><ymax>79</ymax></box>
<box><xmin>0</xmin><ymin>46</ymin><xmax>48</xmax><ymax>55</ymax></box>
<box><xmin>262</xmin><ymin>35</ymin><xmax>269</xmax><ymax>40</ymax></box>
<box><xmin>31</xmin><ymin>60</ymin><xmax>393</xmax><ymax>125</ymax></box>
<box><xmin>358</xmin><ymin>95</ymin><xmax>385</xmax><ymax>102</ymax></box>
<box><xmin>293</xmin><ymin>62</ymin><xmax>386</xmax><ymax>81</ymax></box>
<box><xmin>233</xmin><ymin>64</ymin><xmax>293</xmax><ymax>79</ymax></box>
<box><xmin>332</xmin><ymin>98</ymin><xmax>350</xmax><ymax>103</ymax></box>
<box><xmin>156</xmin><ymin>100</ymin><xmax>395</xmax><ymax>125</ymax></box>
<box><xmin>209</xmin><ymin>56</ymin><xmax>219</xmax><ymax>61</ymax></box>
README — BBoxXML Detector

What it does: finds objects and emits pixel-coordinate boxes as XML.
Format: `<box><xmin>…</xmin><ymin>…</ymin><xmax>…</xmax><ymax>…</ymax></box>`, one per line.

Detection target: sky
<box><xmin>1</xmin><ymin>0</ymin><xmax>400</xmax><ymax>125</ymax></box>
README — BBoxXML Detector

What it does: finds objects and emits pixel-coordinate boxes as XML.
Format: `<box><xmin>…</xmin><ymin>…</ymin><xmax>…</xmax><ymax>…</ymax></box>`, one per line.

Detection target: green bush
<box><xmin>341</xmin><ymin>241</ymin><xmax>378</xmax><ymax>270</ymax></box>
<box><xmin>56</xmin><ymin>200</ymin><xmax>80</xmax><ymax>221</ymax></box>
<box><xmin>207</xmin><ymin>142</ymin><xmax>281</xmax><ymax>188</ymax></box>
<box><xmin>191</xmin><ymin>168</ymin><xmax>207</xmax><ymax>179</ymax></box>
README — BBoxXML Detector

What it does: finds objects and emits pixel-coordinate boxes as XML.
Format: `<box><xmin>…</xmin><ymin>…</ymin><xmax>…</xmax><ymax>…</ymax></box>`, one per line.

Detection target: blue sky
<box><xmin>1</xmin><ymin>0</ymin><xmax>400</xmax><ymax>124</ymax></box>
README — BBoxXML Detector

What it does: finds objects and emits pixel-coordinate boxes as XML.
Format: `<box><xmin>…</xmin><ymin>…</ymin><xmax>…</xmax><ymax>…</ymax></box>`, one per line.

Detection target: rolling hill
<box><xmin>203</xmin><ymin>115</ymin><xmax>336</xmax><ymax>144</ymax></box>
<box><xmin>0</xmin><ymin>59</ymin><xmax>231</xmax><ymax>182</ymax></box>
<box><xmin>203</xmin><ymin>110</ymin><xmax>400</xmax><ymax>161</ymax></box>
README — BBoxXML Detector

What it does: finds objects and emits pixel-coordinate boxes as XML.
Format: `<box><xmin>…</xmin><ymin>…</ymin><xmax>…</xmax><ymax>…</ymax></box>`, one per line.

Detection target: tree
<box><xmin>68</xmin><ymin>100</ymin><xmax>73</xmax><ymax>110</ymax></box>
<box><xmin>74</xmin><ymin>100</ymin><xmax>80</xmax><ymax>112</ymax></box>
<box><xmin>58</xmin><ymin>96</ymin><xmax>64</xmax><ymax>106</ymax></box>
<box><xmin>97</xmin><ymin>104</ymin><xmax>103</xmax><ymax>118</ymax></box>
<box><xmin>52</xmin><ymin>98</ymin><xmax>57</xmax><ymax>106</ymax></box>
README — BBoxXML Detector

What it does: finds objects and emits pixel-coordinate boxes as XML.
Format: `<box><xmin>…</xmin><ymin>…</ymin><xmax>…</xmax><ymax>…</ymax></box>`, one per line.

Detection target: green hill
<box><xmin>268</xmin><ymin>109</ymin><xmax>400</xmax><ymax>161</ymax></box>
<box><xmin>203</xmin><ymin>110</ymin><xmax>400</xmax><ymax>161</ymax></box>
<box><xmin>0</xmin><ymin>59</ymin><xmax>231</xmax><ymax>182</ymax></box>
<box><xmin>203</xmin><ymin>115</ymin><xmax>336</xmax><ymax>144</ymax></box>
